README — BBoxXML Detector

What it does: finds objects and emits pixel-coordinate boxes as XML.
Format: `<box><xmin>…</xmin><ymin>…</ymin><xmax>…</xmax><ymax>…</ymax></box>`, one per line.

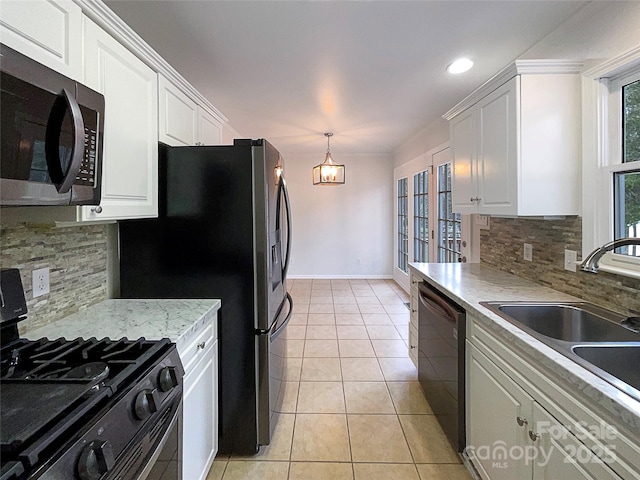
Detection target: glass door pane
<box><xmin>397</xmin><ymin>178</ymin><xmax>409</xmax><ymax>272</ymax></box>
<box><xmin>413</xmin><ymin>170</ymin><xmax>429</xmax><ymax>262</ymax></box>
<box><xmin>437</xmin><ymin>162</ymin><xmax>462</xmax><ymax>263</ymax></box>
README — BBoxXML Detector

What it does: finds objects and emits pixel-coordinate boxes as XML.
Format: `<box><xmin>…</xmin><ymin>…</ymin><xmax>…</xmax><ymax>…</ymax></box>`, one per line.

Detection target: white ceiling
<box><xmin>105</xmin><ymin>0</ymin><xmax>589</xmax><ymax>155</ymax></box>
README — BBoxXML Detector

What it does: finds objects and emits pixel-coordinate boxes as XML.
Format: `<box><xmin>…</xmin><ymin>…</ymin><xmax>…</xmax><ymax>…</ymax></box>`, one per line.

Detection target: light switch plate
<box><xmin>523</xmin><ymin>243</ymin><xmax>533</xmax><ymax>262</ymax></box>
<box><xmin>564</xmin><ymin>249</ymin><xmax>577</xmax><ymax>272</ymax></box>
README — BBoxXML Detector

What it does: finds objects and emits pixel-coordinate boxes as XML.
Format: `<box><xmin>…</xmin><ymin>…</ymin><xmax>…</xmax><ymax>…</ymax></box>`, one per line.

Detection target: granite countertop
<box><xmin>409</xmin><ymin>262</ymin><xmax>640</xmax><ymax>432</ymax></box>
<box><xmin>25</xmin><ymin>299</ymin><xmax>221</xmax><ymax>356</ymax></box>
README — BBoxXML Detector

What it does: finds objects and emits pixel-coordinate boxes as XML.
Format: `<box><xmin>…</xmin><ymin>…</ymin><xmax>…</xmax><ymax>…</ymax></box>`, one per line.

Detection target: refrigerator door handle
<box><xmin>279</xmin><ymin>176</ymin><xmax>292</xmax><ymax>279</ymax></box>
<box><xmin>272</xmin><ymin>293</ymin><xmax>293</xmax><ymax>339</ymax></box>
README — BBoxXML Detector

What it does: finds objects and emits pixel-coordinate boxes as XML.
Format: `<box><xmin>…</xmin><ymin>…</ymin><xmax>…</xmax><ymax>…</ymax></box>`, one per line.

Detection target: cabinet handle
<box><xmin>410</xmin><ymin>345</ymin><xmax>416</xmax><ymax>350</ymax></box>
<box><xmin>197</xmin><ymin>341</ymin><xmax>206</xmax><ymax>350</ymax></box>
<box><xmin>91</xmin><ymin>206</ymin><xmax>103</xmax><ymax>214</ymax></box>
<box><xmin>411</xmin><ymin>308</ymin><xmax>417</xmax><ymax>313</ymax></box>
<box><xmin>528</xmin><ymin>430</ymin><xmax>540</xmax><ymax>442</ymax></box>
<box><xmin>516</xmin><ymin>416</ymin><xmax>528</xmax><ymax>427</ymax></box>
<box><xmin>469</xmin><ymin>197</ymin><xmax>481</xmax><ymax>202</ymax></box>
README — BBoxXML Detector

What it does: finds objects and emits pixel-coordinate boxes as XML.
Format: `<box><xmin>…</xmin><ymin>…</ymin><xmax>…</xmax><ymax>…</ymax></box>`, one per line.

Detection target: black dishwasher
<box><xmin>417</xmin><ymin>281</ymin><xmax>466</xmax><ymax>452</ymax></box>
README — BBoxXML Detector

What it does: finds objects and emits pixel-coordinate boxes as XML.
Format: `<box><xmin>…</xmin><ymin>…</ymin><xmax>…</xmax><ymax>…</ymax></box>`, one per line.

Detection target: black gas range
<box><xmin>0</xmin><ymin>269</ymin><xmax>184</xmax><ymax>480</ymax></box>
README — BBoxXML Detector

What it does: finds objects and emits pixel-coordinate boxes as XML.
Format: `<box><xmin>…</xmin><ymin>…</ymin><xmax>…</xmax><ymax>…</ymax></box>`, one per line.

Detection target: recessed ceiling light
<box><xmin>447</xmin><ymin>58</ymin><xmax>474</xmax><ymax>74</ymax></box>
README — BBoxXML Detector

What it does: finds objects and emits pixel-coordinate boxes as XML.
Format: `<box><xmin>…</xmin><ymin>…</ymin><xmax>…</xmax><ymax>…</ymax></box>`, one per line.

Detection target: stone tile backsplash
<box><xmin>0</xmin><ymin>222</ymin><xmax>108</xmax><ymax>333</ymax></box>
<box><xmin>480</xmin><ymin>216</ymin><xmax>640</xmax><ymax>316</ymax></box>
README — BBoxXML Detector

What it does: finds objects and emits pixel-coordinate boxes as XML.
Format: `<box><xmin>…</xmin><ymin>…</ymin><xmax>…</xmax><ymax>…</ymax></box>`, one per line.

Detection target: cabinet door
<box><xmin>81</xmin><ymin>19</ymin><xmax>158</xmax><ymax>221</ymax></box>
<box><xmin>531</xmin><ymin>403</ymin><xmax>621</xmax><ymax>480</ymax></box>
<box><xmin>158</xmin><ymin>76</ymin><xmax>198</xmax><ymax>146</ymax></box>
<box><xmin>197</xmin><ymin>107</ymin><xmax>222</xmax><ymax>145</ymax></box>
<box><xmin>0</xmin><ymin>0</ymin><xmax>82</xmax><ymax>79</ymax></box>
<box><xmin>467</xmin><ymin>342</ymin><xmax>533</xmax><ymax>480</ymax></box>
<box><xmin>450</xmin><ymin>109</ymin><xmax>477</xmax><ymax>214</ymax></box>
<box><xmin>476</xmin><ymin>77</ymin><xmax>518</xmax><ymax>215</ymax></box>
<box><xmin>183</xmin><ymin>341</ymin><xmax>217</xmax><ymax>480</ymax></box>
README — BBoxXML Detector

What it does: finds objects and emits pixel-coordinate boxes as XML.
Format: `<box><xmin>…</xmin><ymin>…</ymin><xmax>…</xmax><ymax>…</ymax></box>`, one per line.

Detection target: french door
<box><xmin>433</xmin><ymin>148</ymin><xmax>464</xmax><ymax>263</ymax></box>
<box><xmin>411</xmin><ymin>147</ymin><xmax>468</xmax><ymax>264</ymax></box>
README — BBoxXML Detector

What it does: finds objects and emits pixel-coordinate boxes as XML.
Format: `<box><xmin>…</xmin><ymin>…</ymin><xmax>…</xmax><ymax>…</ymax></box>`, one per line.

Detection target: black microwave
<box><xmin>0</xmin><ymin>44</ymin><xmax>104</xmax><ymax>206</ymax></box>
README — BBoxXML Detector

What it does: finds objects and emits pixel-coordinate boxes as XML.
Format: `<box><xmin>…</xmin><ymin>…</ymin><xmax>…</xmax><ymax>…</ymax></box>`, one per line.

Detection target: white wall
<box><xmin>521</xmin><ymin>2</ymin><xmax>640</xmax><ymax>63</ymax></box>
<box><xmin>393</xmin><ymin>118</ymin><xmax>450</xmax><ymax>169</ymax></box>
<box><xmin>282</xmin><ymin>151</ymin><xmax>394</xmax><ymax>278</ymax></box>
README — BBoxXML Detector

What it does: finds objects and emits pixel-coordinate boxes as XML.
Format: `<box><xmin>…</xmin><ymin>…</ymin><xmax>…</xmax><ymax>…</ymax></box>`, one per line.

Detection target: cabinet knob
<box><xmin>516</xmin><ymin>416</ymin><xmax>528</xmax><ymax>427</ymax></box>
<box><xmin>410</xmin><ymin>345</ymin><xmax>416</xmax><ymax>350</ymax></box>
<box><xmin>91</xmin><ymin>206</ymin><xmax>103</xmax><ymax>214</ymax></box>
<box><xmin>528</xmin><ymin>430</ymin><xmax>540</xmax><ymax>442</ymax></box>
<box><xmin>197</xmin><ymin>341</ymin><xmax>206</xmax><ymax>350</ymax></box>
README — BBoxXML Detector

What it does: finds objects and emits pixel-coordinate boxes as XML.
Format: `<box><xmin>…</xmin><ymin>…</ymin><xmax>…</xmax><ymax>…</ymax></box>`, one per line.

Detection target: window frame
<box><xmin>397</xmin><ymin>177</ymin><xmax>409</xmax><ymax>273</ymax></box>
<box><xmin>583</xmin><ymin>47</ymin><xmax>640</xmax><ymax>279</ymax></box>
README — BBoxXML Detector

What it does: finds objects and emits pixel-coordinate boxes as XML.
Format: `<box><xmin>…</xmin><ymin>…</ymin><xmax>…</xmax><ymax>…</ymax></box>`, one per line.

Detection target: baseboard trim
<box><xmin>287</xmin><ymin>275</ymin><xmax>393</xmax><ymax>280</ymax></box>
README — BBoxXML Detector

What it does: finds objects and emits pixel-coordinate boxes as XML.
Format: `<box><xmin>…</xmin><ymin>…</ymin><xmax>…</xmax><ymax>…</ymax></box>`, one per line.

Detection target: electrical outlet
<box><xmin>32</xmin><ymin>267</ymin><xmax>50</xmax><ymax>298</ymax></box>
<box><xmin>564</xmin><ymin>249</ymin><xmax>578</xmax><ymax>272</ymax></box>
<box><xmin>523</xmin><ymin>243</ymin><xmax>533</xmax><ymax>262</ymax></box>
<box><xmin>475</xmin><ymin>214</ymin><xmax>490</xmax><ymax>230</ymax></box>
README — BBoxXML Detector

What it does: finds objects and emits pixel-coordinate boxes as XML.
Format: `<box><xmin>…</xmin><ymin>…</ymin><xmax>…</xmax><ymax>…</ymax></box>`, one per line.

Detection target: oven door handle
<box><xmin>135</xmin><ymin>400</ymin><xmax>182</xmax><ymax>480</ymax></box>
<box><xmin>418</xmin><ymin>285</ymin><xmax>458</xmax><ymax>320</ymax></box>
<box><xmin>45</xmin><ymin>88</ymin><xmax>85</xmax><ymax>194</ymax></box>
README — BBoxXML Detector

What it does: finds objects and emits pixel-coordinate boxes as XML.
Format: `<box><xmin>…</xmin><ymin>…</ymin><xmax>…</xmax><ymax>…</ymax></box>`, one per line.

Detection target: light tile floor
<box><xmin>207</xmin><ymin>279</ymin><xmax>472</xmax><ymax>480</ymax></box>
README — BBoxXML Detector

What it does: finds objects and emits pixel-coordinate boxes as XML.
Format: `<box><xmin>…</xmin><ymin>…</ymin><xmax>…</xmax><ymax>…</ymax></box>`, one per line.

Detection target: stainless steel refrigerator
<box><xmin>118</xmin><ymin>139</ymin><xmax>292</xmax><ymax>455</ymax></box>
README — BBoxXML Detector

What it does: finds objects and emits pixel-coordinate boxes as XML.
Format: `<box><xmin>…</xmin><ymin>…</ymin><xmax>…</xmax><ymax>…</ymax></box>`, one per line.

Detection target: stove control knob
<box><xmin>134</xmin><ymin>389</ymin><xmax>158</xmax><ymax>420</ymax></box>
<box><xmin>158</xmin><ymin>366</ymin><xmax>179</xmax><ymax>392</ymax></box>
<box><xmin>77</xmin><ymin>440</ymin><xmax>115</xmax><ymax>480</ymax></box>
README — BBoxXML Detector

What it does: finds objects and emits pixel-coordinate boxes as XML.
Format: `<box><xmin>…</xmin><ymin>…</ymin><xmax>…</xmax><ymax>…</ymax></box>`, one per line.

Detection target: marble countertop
<box><xmin>409</xmin><ymin>262</ymin><xmax>640</xmax><ymax>432</ymax></box>
<box><xmin>25</xmin><ymin>299</ymin><xmax>221</xmax><ymax>356</ymax></box>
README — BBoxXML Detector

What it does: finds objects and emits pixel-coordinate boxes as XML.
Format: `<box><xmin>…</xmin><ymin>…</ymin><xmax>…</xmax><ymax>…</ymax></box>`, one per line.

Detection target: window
<box><xmin>413</xmin><ymin>170</ymin><xmax>429</xmax><ymax>262</ymax></box>
<box><xmin>437</xmin><ymin>163</ymin><xmax>461</xmax><ymax>263</ymax></box>
<box><xmin>397</xmin><ymin>177</ymin><xmax>409</xmax><ymax>273</ymax></box>
<box><xmin>614</xmin><ymin>78</ymin><xmax>640</xmax><ymax>256</ymax></box>
<box><xmin>583</xmin><ymin>53</ymin><xmax>640</xmax><ymax>278</ymax></box>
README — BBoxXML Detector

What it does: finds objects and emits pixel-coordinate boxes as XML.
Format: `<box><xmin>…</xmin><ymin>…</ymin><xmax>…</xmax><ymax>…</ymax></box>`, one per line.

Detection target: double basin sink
<box><xmin>480</xmin><ymin>301</ymin><xmax>640</xmax><ymax>402</ymax></box>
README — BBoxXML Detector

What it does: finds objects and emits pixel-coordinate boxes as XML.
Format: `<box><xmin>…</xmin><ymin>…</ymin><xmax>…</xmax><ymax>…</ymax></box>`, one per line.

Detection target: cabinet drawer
<box><xmin>409</xmin><ymin>294</ymin><xmax>418</xmax><ymax>330</ymax></box>
<box><xmin>180</xmin><ymin>320</ymin><xmax>215</xmax><ymax>374</ymax></box>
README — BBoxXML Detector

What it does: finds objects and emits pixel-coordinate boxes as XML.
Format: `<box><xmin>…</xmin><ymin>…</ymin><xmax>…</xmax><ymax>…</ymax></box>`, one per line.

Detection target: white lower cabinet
<box><xmin>408</xmin><ymin>272</ymin><xmax>420</xmax><ymax>366</ymax></box>
<box><xmin>179</xmin><ymin>314</ymin><xmax>218</xmax><ymax>480</ymax></box>
<box><xmin>81</xmin><ymin>18</ymin><xmax>158</xmax><ymax>221</ymax></box>
<box><xmin>467</xmin><ymin>342</ymin><xmax>619</xmax><ymax>480</ymax></box>
<box><xmin>183</xmin><ymin>339</ymin><xmax>218</xmax><ymax>480</ymax></box>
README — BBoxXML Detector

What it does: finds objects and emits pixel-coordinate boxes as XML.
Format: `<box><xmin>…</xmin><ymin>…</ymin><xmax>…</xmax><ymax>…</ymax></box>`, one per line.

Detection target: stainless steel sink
<box><xmin>480</xmin><ymin>301</ymin><xmax>640</xmax><ymax>402</ymax></box>
<box><xmin>491</xmin><ymin>303</ymin><xmax>638</xmax><ymax>342</ymax></box>
<box><xmin>572</xmin><ymin>345</ymin><xmax>640</xmax><ymax>395</ymax></box>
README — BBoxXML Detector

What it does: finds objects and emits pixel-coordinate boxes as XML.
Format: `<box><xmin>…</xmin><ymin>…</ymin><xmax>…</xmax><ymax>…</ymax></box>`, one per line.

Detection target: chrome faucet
<box><xmin>580</xmin><ymin>237</ymin><xmax>640</xmax><ymax>273</ymax></box>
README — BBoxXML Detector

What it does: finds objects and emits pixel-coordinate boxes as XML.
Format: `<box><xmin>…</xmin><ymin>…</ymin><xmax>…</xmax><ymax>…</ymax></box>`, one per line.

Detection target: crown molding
<box><xmin>443</xmin><ymin>59</ymin><xmax>583</xmax><ymax>120</ymax></box>
<box><xmin>76</xmin><ymin>0</ymin><xmax>228</xmax><ymax>124</ymax></box>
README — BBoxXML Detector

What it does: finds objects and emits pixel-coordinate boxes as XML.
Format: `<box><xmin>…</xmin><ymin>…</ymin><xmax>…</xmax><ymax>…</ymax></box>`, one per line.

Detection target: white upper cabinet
<box><xmin>0</xmin><ymin>0</ymin><xmax>82</xmax><ymax>79</ymax></box>
<box><xmin>444</xmin><ymin>61</ymin><xmax>582</xmax><ymax>217</ymax></box>
<box><xmin>81</xmin><ymin>18</ymin><xmax>158</xmax><ymax>221</ymax></box>
<box><xmin>197</xmin><ymin>107</ymin><xmax>223</xmax><ymax>146</ymax></box>
<box><xmin>159</xmin><ymin>75</ymin><xmax>198</xmax><ymax>146</ymax></box>
<box><xmin>159</xmin><ymin>74</ymin><xmax>224</xmax><ymax>147</ymax></box>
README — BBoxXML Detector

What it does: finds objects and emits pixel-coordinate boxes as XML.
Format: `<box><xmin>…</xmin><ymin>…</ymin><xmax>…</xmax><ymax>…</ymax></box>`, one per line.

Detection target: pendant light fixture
<box><xmin>313</xmin><ymin>133</ymin><xmax>345</xmax><ymax>185</ymax></box>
